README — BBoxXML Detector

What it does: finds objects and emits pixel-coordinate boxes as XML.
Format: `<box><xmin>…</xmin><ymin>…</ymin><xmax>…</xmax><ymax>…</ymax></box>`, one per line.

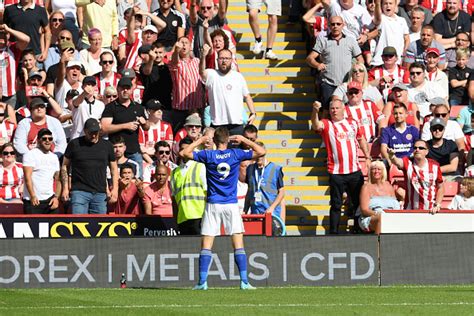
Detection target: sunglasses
<box><xmin>32</xmin><ymin>104</ymin><xmax>47</xmax><ymax>109</ymax></box>
<box><xmin>187</xmin><ymin>125</ymin><xmax>201</xmax><ymax>128</ymax></box>
<box><xmin>59</xmin><ymin>36</ymin><xmax>71</xmax><ymax>41</ymax></box>
<box><xmin>431</xmin><ymin>126</ymin><xmax>444</xmax><ymax>132</ymax></box>
<box><xmin>105</xmin><ymin>94</ymin><xmax>117</xmax><ymax>98</ymax></box>
<box><xmin>352</xmin><ymin>69</ymin><xmax>365</xmax><ymax>73</ymax></box>
<box><xmin>434</xmin><ymin>113</ymin><xmax>448</xmax><ymax>118</ymax></box>
<box><xmin>52</xmin><ymin>18</ymin><xmax>64</xmax><ymax>23</ymax></box>
<box><xmin>330</xmin><ymin>22</ymin><xmax>343</xmax><ymax>26</ymax></box>
<box><xmin>159</xmin><ymin>150</ymin><xmax>170</xmax><ymax>155</ymax></box>
<box><xmin>200</xmin><ymin>6</ymin><xmax>212</xmax><ymax>9</ymax></box>
<box><xmin>2</xmin><ymin>151</ymin><xmax>14</xmax><ymax>156</ymax></box>
<box><xmin>41</xmin><ymin>137</ymin><xmax>53</xmax><ymax>141</ymax></box>
<box><xmin>382</xmin><ymin>54</ymin><xmax>395</xmax><ymax>58</ymax></box>
<box><xmin>410</xmin><ymin>71</ymin><xmax>423</xmax><ymax>75</ymax></box>
<box><xmin>413</xmin><ymin>146</ymin><xmax>427</xmax><ymax>150</ymax></box>
<box><xmin>347</xmin><ymin>90</ymin><xmax>360</xmax><ymax>95</ymax></box>
<box><xmin>101</xmin><ymin>60</ymin><xmax>114</xmax><ymax>65</ymax></box>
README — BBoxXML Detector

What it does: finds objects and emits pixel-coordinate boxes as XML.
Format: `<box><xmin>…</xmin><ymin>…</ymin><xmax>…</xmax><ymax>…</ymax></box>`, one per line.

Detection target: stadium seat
<box><xmin>449</xmin><ymin>105</ymin><xmax>466</xmax><ymax>120</ymax></box>
<box><xmin>441</xmin><ymin>181</ymin><xmax>459</xmax><ymax>209</ymax></box>
<box><xmin>0</xmin><ymin>202</ymin><xmax>23</xmax><ymax>214</ymax></box>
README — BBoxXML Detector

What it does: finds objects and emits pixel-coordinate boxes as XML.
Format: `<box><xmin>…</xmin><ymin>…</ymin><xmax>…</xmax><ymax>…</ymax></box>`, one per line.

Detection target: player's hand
<box><xmin>61</xmin><ymin>188</ymin><xmax>70</xmax><ymax>202</ymax></box>
<box><xmin>126</xmin><ymin>121</ymin><xmax>140</xmax><ymax>131</ymax></box>
<box><xmin>201</xmin><ymin>43</ymin><xmax>211</xmax><ymax>57</ymax></box>
<box><xmin>174</xmin><ymin>41</ymin><xmax>183</xmax><ymax>52</ymax></box>
<box><xmin>265</xmin><ymin>206</ymin><xmax>275</xmax><ymax>214</ymax></box>
<box><xmin>313</xmin><ymin>101</ymin><xmax>322</xmax><ymax>113</ymax></box>
<box><xmin>37</xmin><ymin>50</ymin><xmax>48</xmax><ymax>62</ymax></box>
<box><xmin>148</xmin><ymin>48</ymin><xmax>157</xmax><ymax>60</ymax></box>
<box><xmin>108</xmin><ymin>189</ymin><xmax>118</xmax><ymax>204</ymax></box>
<box><xmin>31</xmin><ymin>196</ymin><xmax>40</xmax><ymax>206</ymax></box>
<box><xmin>202</xmin><ymin>18</ymin><xmax>209</xmax><ymax>29</ymax></box>
<box><xmin>317</xmin><ymin>63</ymin><xmax>326</xmax><ymax>72</ymax></box>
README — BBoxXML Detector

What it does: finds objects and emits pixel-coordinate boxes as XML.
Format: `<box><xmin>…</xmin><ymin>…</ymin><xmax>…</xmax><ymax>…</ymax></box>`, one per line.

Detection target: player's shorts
<box><xmin>246</xmin><ymin>0</ymin><xmax>281</xmax><ymax>16</ymax></box>
<box><xmin>201</xmin><ymin>203</ymin><xmax>245</xmax><ymax>236</ymax></box>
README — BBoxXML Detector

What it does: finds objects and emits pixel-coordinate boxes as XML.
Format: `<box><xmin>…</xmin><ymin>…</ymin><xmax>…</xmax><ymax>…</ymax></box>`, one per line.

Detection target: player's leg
<box><xmin>264</xmin><ymin>0</ymin><xmax>281</xmax><ymax>60</ymax></box>
<box><xmin>247</xmin><ymin>0</ymin><xmax>263</xmax><ymax>54</ymax></box>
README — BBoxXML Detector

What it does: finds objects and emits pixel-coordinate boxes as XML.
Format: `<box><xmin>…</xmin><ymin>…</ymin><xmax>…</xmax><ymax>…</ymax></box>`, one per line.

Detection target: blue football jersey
<box><xmin>193</xmin><ymin>148</ymin><xmax>253</xmax><ymax>204</ymax></box>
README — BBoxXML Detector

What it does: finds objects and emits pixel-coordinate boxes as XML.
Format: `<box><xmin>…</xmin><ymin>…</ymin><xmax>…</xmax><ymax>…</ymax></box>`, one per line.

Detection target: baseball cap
<box><xmin>428</xmin><ymin>97</ymin><xmax>447</xmax><ymax>105</ymax></box>
<box><xmin>146</xmin><ymin>99</ymin><xmax>163</xmax><ymax>111</ymax></box>
<box><xmin>30</xmin><ymin>97</ymin><xmax>47</xmax><ymax>108</ymax></box>
<box><xmin>84</xmin><ymin>118</ymin><xmax>101</xmax><ymax>133</ymax></box>
<box><xmin>138</xmin><ymin>44</ymin><xmax>152</xmax><ymax>55</ymax></box>
<box><xmin>382</xmin><ymin>46</ymin><xmax>397</xmax><ymax>56</ymax></box>
<box><xmin>347</xmin><ymin>81</ymin><xmax>363</xmax><ymax>91</ymax></box>
<box><xmin>66</xmin><ymin>60</ymin><xmax>82</xmax><ymax>68</ymax></box>
<box><xmin>82</xmin><ymin>76</ymin><xmax>97</xmax><ymax>86</ymax></box>
<box><xmin>28</xmin><ymin>70</ymin><xmax>42</xmax><ymax>79</ymax></box>
<box><xmin>430</xmin><ymin>117</ymin><xmax>446</xmax><ymax>128</ymax></box>
<box><xmin>143</xmin><ymin>25</ymin><xmax>158</xmax><ymax>33</ymax></box>
<box><xmin>425</xmin><ymin>47</ymin><xmax>440</xmax><ymax>56</ymax></box>
<box><xmin>392</xmin><ymin>83</ymin><xmax>408</xmax><ymax>91</ymax></box>
<box><xmin>120</xmin><ymin>68</ymin><xmax>136</xmax><ymax>79</ymax></box>
<box><xmin>184</xmin><ymin>114</ymin><xmax>202</xmax><ymax>127</ymax></box>
<box><xmin>117</xmin><ymin>77</ymin><xmax>133</xmax><ymax>87</ymax></box>
<box><xmin>59</xmin><ymin>40</ymin><xmax>75</xmax><ymax>52</ymax></box>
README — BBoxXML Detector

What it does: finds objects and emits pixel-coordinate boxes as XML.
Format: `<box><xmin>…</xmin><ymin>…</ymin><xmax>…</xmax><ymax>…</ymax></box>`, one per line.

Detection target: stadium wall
<box><xmin>0</xmin><ymin>234</ymin><xmax>472</xmax><ymax>288</ymax></box>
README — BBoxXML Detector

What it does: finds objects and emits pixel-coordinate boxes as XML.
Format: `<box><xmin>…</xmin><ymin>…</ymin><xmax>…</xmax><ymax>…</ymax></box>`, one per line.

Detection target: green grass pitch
<box><xmin>0</xmin><ymin>285</ymin><xmax>473</xmax><ymax>315</ymax></box>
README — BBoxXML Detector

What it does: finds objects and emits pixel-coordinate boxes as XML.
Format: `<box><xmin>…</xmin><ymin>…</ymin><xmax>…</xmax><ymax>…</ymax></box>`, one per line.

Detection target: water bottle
<box><xmin>120</xmin><ymin>273</ymin><xmax>127</xmax><ymax>289</ymax></box>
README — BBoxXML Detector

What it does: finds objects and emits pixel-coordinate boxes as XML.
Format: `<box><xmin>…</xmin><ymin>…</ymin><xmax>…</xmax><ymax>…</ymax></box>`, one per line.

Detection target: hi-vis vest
<box><xmin>247</xmin><ymin>162</ymin><xmax>282</xmax><ymax>217</ymax></box>
<box><xmin>171</xmin><ymin>161</ymin><xmax>206</xmax><ymax>224</ymax></box>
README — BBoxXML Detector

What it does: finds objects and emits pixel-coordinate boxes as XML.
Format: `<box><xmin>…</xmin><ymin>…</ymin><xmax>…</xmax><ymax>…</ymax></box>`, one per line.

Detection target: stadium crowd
<box><xmin>0</xmin><ymin>0</ymin><xmax>473</xmax><ymax>235</ymax></box>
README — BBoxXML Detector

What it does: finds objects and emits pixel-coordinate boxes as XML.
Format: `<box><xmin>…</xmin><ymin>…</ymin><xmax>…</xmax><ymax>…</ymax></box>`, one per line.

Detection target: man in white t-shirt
<box><xmin>200</xmin><ymin>44</ymin><xmax>257</xmax><ymax>136</ymax></box>
<box><xmin>22</xmin><ymin>128</ymin><xmax>61</xmax><ymax>214</ymax></box>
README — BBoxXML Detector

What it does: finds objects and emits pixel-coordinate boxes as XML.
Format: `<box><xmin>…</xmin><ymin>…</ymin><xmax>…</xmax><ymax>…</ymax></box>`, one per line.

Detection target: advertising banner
<box><xmin>0</xmin><ymin>236</ymin><xmax>379</xmax><ymax>288</ymax></box>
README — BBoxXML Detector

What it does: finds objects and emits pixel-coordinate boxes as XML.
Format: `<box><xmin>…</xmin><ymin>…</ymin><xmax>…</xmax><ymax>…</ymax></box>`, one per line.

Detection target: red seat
<box><xmin>0</xmin><ymin>202</ymin><xmax>24</xmax><ymax>214</ymax></box>
<box><xmin>441</xmin><ymin>181</ymin><xmax>459</xmax><ymax>209</ymax></box>
<box><xmin>450</xmin><ymin>105</ymin><xmax>466</xmax><ymax>120</ymax></box>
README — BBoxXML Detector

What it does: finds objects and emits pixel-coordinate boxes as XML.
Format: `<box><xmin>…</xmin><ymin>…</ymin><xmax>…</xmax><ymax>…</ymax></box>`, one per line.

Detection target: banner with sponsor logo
<box><xmin>0</xmin><ymin>236</ymin><xmax>378</xmax><ymax>288</ymax></box>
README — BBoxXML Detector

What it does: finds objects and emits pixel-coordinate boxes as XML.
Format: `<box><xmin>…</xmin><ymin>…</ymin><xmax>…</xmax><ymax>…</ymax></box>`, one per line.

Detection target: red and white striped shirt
<box><xmin>0</xmin><ymin>162</ymin><xmax>23</xmax><ymax>200</ymax></box>
<box><xmin>462</xmin><ymin>0</ymin><xmax>474</xmax><ymax>14</ymax></box>
<box><xmin>119</xmin><ymin>28</ymin><xmax>143</xmax><ymax>71</ymax></box>
<box><xmin>402</xmin><ymin>157</ymin><xmax>443</xmax><ymax>210</ymax></box>
<box><xmin>138</xmin><ymin>120</ymin><xmax>174</xmax><ymax>149</ymax></box>
<box><xmin>320</xmin><ymin>118</ymin><xmax>362</xmax><ymax>175</ymax></box>
<box><xmin>420</xmin><ymin>0</ymin><xmax>446</xmax><ymax>14</ymax></box>
<box><xmin>0</xmin><ymin>43</ymin><xmax>19</xmax><ymax>97</ymax></box>
<box><xmin>94</xmin><ymin>72</ymin><xmax>121</xmax><ymax>95</ymax></box>
<box><xmin>345</xmin><ymin>100</ymin><xmax>384</xmax><ymax>142</ymax></box>
<box><xmin>368</xmin><ymin>65</ymin><xmax>410</xmax><ymax>101</ymax></box>
<box><xmin>0</xmin><ymin>120</ymin><xmax>16</xmax><ymax>145</ymax></box>
<box><xmin>169</xmin><ymin>57</ymin><xmax>204</xmax><ymax>110</ymax></box>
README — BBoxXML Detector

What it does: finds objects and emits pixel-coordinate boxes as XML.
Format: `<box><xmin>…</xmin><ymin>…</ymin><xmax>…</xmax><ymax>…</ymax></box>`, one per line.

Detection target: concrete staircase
<box><xmin>227</xmin><ymin>0</ymin><xmax>349</xmax><ymax>235</ymax></box>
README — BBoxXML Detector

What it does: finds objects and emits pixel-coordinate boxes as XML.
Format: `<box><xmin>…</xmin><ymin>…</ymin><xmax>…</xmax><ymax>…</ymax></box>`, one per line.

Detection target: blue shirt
<box><xmin>381</xmin><ymin>124</ymin><xmax>419</xmax><ymax>158</ymax></box>
<box><xmin>193</xmin><ymin>148</ymin><xmax>253</xmax><ymax>204</ymax></box>
<box><xmin>456</xmin><ymin>106</ymin><xmax>473</xmax><ymax>134</ymax></box>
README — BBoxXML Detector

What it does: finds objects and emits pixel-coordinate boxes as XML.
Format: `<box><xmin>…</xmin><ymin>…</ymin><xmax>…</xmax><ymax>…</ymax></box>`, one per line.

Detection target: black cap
<box><xmin>83</xmin><ymin>76</ymin><xmax>97</xmax><ymax>86</ymax></box>
<box><xmin>84</xmin><ymin>118</ymin><xmax>100</xmax><ymax>133</ymax></box>
<box><xmin>117</xmin><ymin>77</ymin><xmax>133</xmax><ymax>88</ymax></box>
<box><xmin>146</xmin><ymin>99</ymin><xmax>163</xmax><ymax>110</ymax></box>
<box><xmin>30</xmin><ymin>97</ymin><xmax>47</xmax><ymax>108</ymax></box>
<box><xmin>138</xmin><ymin>44</ymin><xmax>152</xmax><ymax>55</ymax></box>
<box><xmin>37</xmin><ymin>128</ymin><xmax>52</xmax><ymax>139</ymax></box>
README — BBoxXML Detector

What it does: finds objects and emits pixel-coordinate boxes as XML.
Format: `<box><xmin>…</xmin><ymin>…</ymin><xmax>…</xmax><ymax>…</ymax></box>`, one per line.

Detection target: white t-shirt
<box><xmin>22</xmin><ymin>148</ymin><xmax>60</xmax><ymax>201</ymax></box>
<box><xmin>372</xmin><ymin>14</ymin><xmax>409</xmax><ymax>66</ymax></box>
<box><xmin>407</xmin><ymin>81</ymin><xmax>447</xmax><ymax>118</ymax></box>
<box><xmin>52</xmin><ymin>0</ymin><xmax>77</xmax><ymax>22</ymax></box>
<box><xmin>328</xmin><ymin>0</ymin><xmax>373</xmax><ymax>40</ymax></box>
<box><xmin>421</xmin><ymin>120</ymin><xmax>464</xmax><ymax>142</ymax></box>
<box><xmin>70</xmin><ymin>98</ymin><xmax>105</xmax><ymax>139</ymax></box>
<box><xmin>204</xmin><ymin>69</ymin><xmax>250</xmax><ymax>126</ymax></box>
<box><xmin>448</xmin><ymin>194</ymin><xmax>474</xmax><ymax>210</ymax></box>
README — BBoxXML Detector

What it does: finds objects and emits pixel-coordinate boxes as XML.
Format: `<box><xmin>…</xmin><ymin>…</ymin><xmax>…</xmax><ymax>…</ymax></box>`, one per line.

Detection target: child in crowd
<box><xmin>448</xmin><ymin>177</ymin><xmax>474</xmax><ymax>210</ymax></box>
<box><xmin>448</xmin><ymin>49</ymin><xmax>472</xmax><ymax>106</ymax></box>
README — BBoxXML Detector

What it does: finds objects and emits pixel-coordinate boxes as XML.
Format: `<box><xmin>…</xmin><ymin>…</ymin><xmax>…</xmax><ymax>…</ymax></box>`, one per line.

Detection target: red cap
<box><xmin>347</xmin><ymin>81</ymin><xmax>363</xmax><ymax>91</ymax></box>
<box><xmin>425</xmin><ymin>47</ymin><xmax>440</xmax><ymax>57</ymax></box>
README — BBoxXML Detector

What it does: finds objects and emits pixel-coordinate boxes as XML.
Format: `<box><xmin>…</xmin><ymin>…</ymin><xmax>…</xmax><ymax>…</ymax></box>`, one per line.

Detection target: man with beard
<box><xmin>404</xmin><ymin>25</ymin><xmax>446</xmax><ymax>70</ymax></box>
<box><xmin>431</xmin><ymin>0</ymin><xmax>471</xmax><ymax>51</ymax></box>
<box><xmin>200</xmin><ymin>45</ymin><xmax>256</xmax><ymax>136</ymax></box>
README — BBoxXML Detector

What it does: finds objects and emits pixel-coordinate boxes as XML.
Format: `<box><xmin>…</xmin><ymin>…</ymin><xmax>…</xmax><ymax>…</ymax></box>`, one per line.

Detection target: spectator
<box><xmin>371</xmin><ymin>0</ymin><xmax>409</xmax><ymax>67</ymax></box>
<box><xmin>55</xmin><ymin>59</ymin><xmax>84</xmax><ymax>112</ymax></box>
<box><xmin>140</xmin><ymin>42</ymin><xmax>173</xmax><ymax>115</ymax></box>
<box><xmin>203</xmin><ymin>24</ymin><xmax>238</xmax><ymax>71</ymax></box>
<box><xmin>332</xmin><ymin>62</ymin><xmax>384</xmax><ymax>110</ymax></box>
<box><xmin>381</xmin><ymin>103</ymin><xmax>419</xmax><ymax>163</ymax></box>
<box><xmin>398</xmin><ymin>0</ymin><xmax>432</xmax><ymax>29</ymax></box>
<box><xmin>247</xmin><ymin>0</ymin><xmax>281</xmax><ymax>59</ymax></box>
<box><xmin>44</xmin><ymin>29</ymin><xmax>80</xmax><ymax>71</ymax></box>
<box><xmin>22</xmin><ymin>128</ymin><xmax>61</xmax><ymax>214</ymax></box>
<box><xmin>189</xmin><ymin>0</ymin><xmax>227</xmax><ymax>58</ymax></box>
<box><xmin>0</xmin><ymin>23</ymin><xmax>30</xmax><ymax>109</ymax></box>
<box><xmin>93</xmin><ymin>51</ymin><xmax>120</xmax><ymax>96</ymax></box>
<box><xmin>357</xmin><ymin>160</ymin><xmax>400</xmax><ymax>233</ymax></box>
<box><xmin>421</xmin><ymin>103</ymin><xmax>465</xmax><ymax>153</ymax></box>
<box><xmin>111</xmin><ymin>135</ymin><xmax>139</xmax><ymax>175</ymax></box>
<box><xmin>245</xmin><ymin>141</ymin><xmax>285</xmax><ymax>220</ymax></box>
<box><xmin>426</xmin><ymin>117</ymin><xmax>461</xmax><ymax>179</ymax></box>
<box><xmin>0</xmin><ymin>103</ymin><xmax>16</xmax><ymax>146</ymax></box>
<box><xmin>3</xmin><ymin>0</ymin><xmax>50</xmax><ymax>61</ymax></box>
<box><xmin>431</xmin><ymin>0</ymin><xmax>470</xmax><ymax>51</ymax></box>
<box><xmin>61</xmin><ymin>118</ymin><xmax>118</xmax><ymax>214</ymax></box>
<box><xmin>404</xmin><ymin>25</ymin><xmax>446</xmax><ymax>70</ymax></box>
<box><xmin>174</xmin><ymin>113</ymin><xmax>203</xmax><ymax>155</ymax></box>
<box><xmin>0</xmin><ymin>143</ymin><xmax>23</xmax><ymax>203</ymax></box>
<box><xmin>70</xmin><ymin>76</ymin><xmax>105</xmax><ymax>139</ymax></box>
<box><xmin>383</xmin><ymin>83</ymin><xmax>420</xmax><ymax>129</ymax></box>
<box><xmin>448</xmin><ymin>177</ymin><xmax>474</xmax><ymax>209</ymax></box>
<box><xmin>19</xmin><ymin>50</ymin><xmax>46</xmax><ymax>88</ymax></box>
<box><xmin>449</xmin><ymin>48</ymin><xmax>471</xmax><ymax>107</ymax></box>
<box><xmin>311</xmin><ymin>100</ymin><xmax>370</xmax><ymax>234</ymax></box>
<box><xmin>47</xmin><ymin>0</ymin><xmax>81</xmax><ymax>46</ymax></box>
<box><xmin>200</xmin><ymin>45</ymin><xmax>256</xmax><ymax>135</ymax></box>
<box><xmin>344</xmin><ymin>81</ymin><xmax>385</xmax><ymax>143</ymax></box>
<box><xmin>445</xmin><ymin>32</ymin><xmax>474</xmax><ymax>68</ymax></box>
<box><xmin>103</xmin><ymin>86</ymin><xmax>118</xmax><ymax>104</ymax></box>
<box><xmin>143</xmin><ymin>163</ymin><xmax>173</xmax><ymax>216</ymax></box>
<box><xmin>306</xmin><ymin>16</ymin><xmax>363</xmax><ymax>117</ymax></box>
<box><xmin>368</xmin><ymin>46</ymin><xmax>410</xmax><ymax>102</ymax></box>
<box><xmin>117</xmin><ymin>0</ymin><xmax>148</xmax><ymax>29</ymax></box>
<box><xmin>152</xmin><ymin>0</ymin><xmax>184</xmax><ymax>50</ymax></box>
<box><xmin>101</xmin><ymin>77</ymin><xmax>149</xmax><ymax>178</ymax></box>
<box><xmin>13</xmin><ymin>97</ymin><xmax>67</xmax><ymax>158</ymax></box>
<box><xmin>424</xmin><ymin>48</ymin><xmax>449</xmax><ymax>97</ymax></box>
<box><xmin>120</xmin><ymin>68</ymin><xmax>144</xmax><ymax>104</ymax></box>
<box><xmin>388</xmin><ymin>139</ymin><xmax>444</xmax><ymax>213</ymax></box>
<box><xmin>407</xmin><ymin>62</ymin><xmax>447</xmax><ymax>119</ymax></box>
<box><xmin>76</xmin><ymin>0</ymin><xmax>118</xmax><ymax>50</ymax></box>
<box><xmin>170</xmin><ymin>137</ymin><xmax>207</xmax><ymax>235</ymax></box>
<box><xmin>114</xmin><ymin>163</ymin><xmax>142</xmax><ymax>214</ymax></box>
<box><xmin>79</xmin><ymin>28</ymin><xmax>117</xmax><ymax>76</ymax></box>
<box><xmin>139</xmin><ymin>100</ymin><xmax>173</xmax><ymax>164</ymax></box>
<box><xmin>169</xmin><ymin>36</ymin><xmax>205</xmax><ymax>130</ymax></box>
<box><xmin>407</xmin><ymin>6</ymin><xmax>425</xmax><ymax>43</ymax></box>
<box><xmin>143</xmin><ymin>141</ymin><xmax>177</xmax><ymax>185</ymax></box>
<box><xmin>48</xmin><ymin>10</ymin><xmax>65</xmax><ymax>45</ymax></box>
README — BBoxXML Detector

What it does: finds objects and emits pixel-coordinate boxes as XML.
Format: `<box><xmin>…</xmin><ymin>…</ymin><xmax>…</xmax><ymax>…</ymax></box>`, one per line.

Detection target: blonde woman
<box><xmin>332</xmin><ymin>62</ymin><xmax>384</xmax><ymax>110</ymax></box>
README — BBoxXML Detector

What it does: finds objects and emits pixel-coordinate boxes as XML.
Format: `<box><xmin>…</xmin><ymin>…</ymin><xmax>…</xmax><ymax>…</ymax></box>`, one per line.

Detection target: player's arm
<box><xmin>179</xmin><ymin>136</ymin><xmax>207</xmax><ymax>160</ymax></box>
<box><xmin>230</xmin><ymin>135</ymin><xmax>265</xmax><ymax>159</ymax></box>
